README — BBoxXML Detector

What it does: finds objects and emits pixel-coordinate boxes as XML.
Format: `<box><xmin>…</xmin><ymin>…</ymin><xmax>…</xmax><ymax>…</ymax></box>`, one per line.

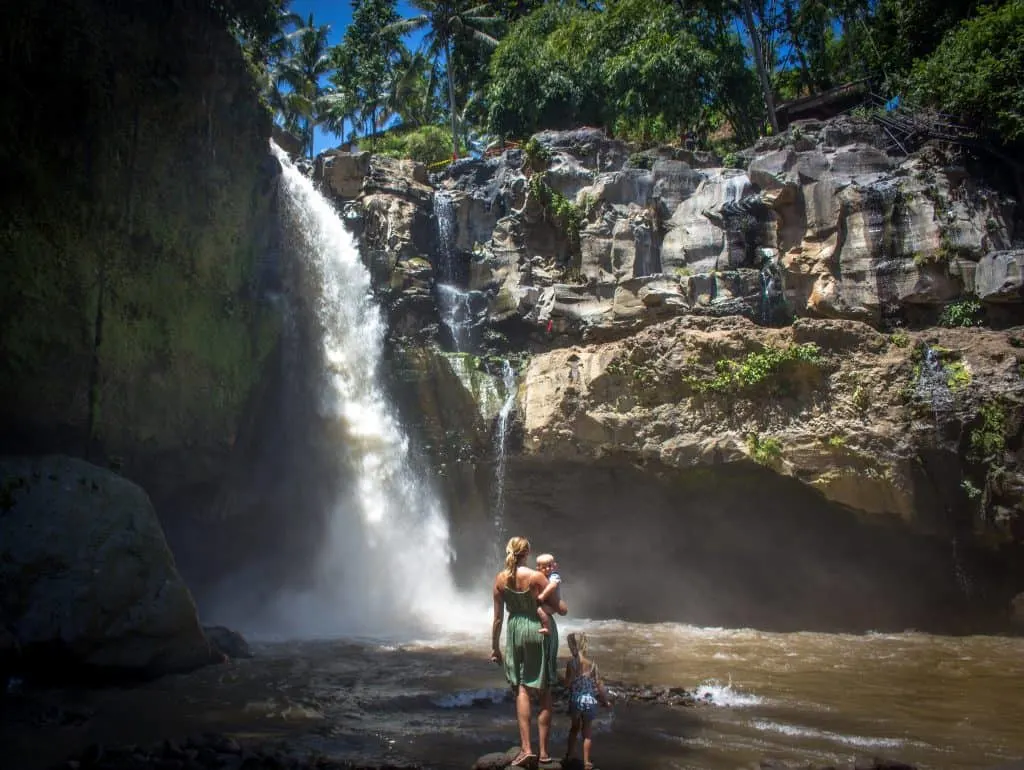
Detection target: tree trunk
<box><xmin>445</xmin><ymin>37</ymin><xmax>459</xmax><ymax>160</ymax></box>
<box><xmin>741</xmin><ymin>0</ymin><xmax>780</xmax><ymax>134</ymax></box>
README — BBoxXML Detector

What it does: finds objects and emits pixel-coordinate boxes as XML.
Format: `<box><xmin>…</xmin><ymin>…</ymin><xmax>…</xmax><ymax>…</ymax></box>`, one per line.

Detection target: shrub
<box><xmin>690</xmin><ymin>343</ymin><xmax>822</xmax><ymax>395</ymax></box>
<box><xmin>939</xmin><ymin>297</ymin><xmax>984</xmax><ymax>327</ymax></box>
<box><xmin>747</xmin><ymin>433</ymin><xmax>783</xmax><ymax>466</ymax></box>
<box><xmin>969</xmin><ymin>401</ymin><xmax>1007</xmax><ymax>464</ymax></box>
<box><xmin>358</xmin><ymin>125</ymin><xmax>456</xmax><ymax>165</ymax></box>
<box><xmin>910</xmin><ymin>1</ymin><xmax>1024</xmax><ymax>144</ymax></box>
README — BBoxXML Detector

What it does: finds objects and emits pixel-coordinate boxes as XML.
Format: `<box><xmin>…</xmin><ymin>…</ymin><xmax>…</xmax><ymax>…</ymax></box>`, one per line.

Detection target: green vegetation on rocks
<box><xmin>689</xmin><ymin>343</ymin><xmax>822</xmax><ymax>395</ymax></box>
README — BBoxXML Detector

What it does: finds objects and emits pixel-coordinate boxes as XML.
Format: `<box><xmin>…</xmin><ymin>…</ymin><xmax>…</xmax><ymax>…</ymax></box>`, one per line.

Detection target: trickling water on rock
<box><xmin>491</xmin><ymin>360</ymin><xmax>517</xmax><ymax>545</ymax></box>
<box><xmin>433</xmin><ymin>190</ymin><xmax>484</xmax><ymax>352</ymax></box>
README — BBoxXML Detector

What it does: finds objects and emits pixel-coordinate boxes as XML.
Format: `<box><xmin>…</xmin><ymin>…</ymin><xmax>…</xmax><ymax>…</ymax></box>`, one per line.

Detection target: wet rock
<box><xmin>203</xmin><ymin>627</ymin><xmax>252</xmax><ymax>661</ymax></box>
<box><xmin>55</xmin><ymin>736</ymin><xmax>424</xmax><ymax>770</ymax></box>
<box><xmin>472</xmin><ymin>748</ymin><xmax>520</xmax><ymax>770</ymax></box>
<box><xmin>1010</xmin><ymin>592</ymin><xmax>1024</xmax><ymax>627</ymax></box>
<box><xmin>853</xmin><ymin>758</ymin><xmax>916</xmax><ymax>770</ymax></box>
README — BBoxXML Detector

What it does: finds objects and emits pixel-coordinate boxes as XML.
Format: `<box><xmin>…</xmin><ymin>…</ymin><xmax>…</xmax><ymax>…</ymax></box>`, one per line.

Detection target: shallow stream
<box><xmin>6</xmin><ymin>621</ymin><xmax>1023</xmax><ymax>770</ymax></box>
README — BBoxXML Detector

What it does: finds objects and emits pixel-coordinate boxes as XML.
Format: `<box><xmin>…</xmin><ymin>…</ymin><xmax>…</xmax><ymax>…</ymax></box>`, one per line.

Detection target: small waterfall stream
<box><xmin>915</xmin><ymin>345</ymin><xmax>954</xmax><ymax>425</ymax></box>
<box><xmin>433</xmin><ymin>191</ymin><xmax>475</xmax><ymax>352</ymax></box>
<box><xmin>268</xmin><ymin>142</ymin><xmax>474</xmax><ymax>635</ymax></box>
<box><xmin>491</xmin><ymin>360</ymin><xmax>517</xmax><ymax>543</ymax></box>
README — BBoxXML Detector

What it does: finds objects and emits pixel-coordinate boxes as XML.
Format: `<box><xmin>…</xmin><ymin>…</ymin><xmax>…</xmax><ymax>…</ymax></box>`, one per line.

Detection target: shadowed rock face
<box><xmin>0</xmin><ymin>456</ymin><xmax>212</xmax><ymax>678</ymax></box>
<box><xmin>501</xmin><ymin>458</ymin><xmax>978</xmax><ymax>633</ymax></box>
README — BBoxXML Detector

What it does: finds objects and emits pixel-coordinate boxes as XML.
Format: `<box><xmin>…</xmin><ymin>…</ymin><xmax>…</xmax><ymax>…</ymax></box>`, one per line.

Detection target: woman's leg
<box><xmin>537</xmin><ymin>686</ymin><xmax>553</xmax><ymax>760</ymax></box>
<box><xmin>581</xmin><ymin>718</ymin><xmax>593</xmax><ymax>768</ymax></box>
<box><xmin>515</xmin><ymin>685</ymin><xmax>534</xmax><ymax>756</ymax></box>
<box><xmin>566</xmin><ymin>715</ymin><xmax>581</xmax><ymax>758</ymax></box>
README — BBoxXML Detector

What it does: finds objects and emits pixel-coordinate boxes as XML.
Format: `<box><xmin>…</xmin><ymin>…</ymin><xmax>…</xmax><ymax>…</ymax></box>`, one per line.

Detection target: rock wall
<box><xmin>315</xmin><ymin>119</ymin><xmax>1024</xmax><ymax>629</ymax></box>
<box><xmin>0</xmin><ymin>0</ymin><xmax>280</xmax><ymax>517</ymax></box>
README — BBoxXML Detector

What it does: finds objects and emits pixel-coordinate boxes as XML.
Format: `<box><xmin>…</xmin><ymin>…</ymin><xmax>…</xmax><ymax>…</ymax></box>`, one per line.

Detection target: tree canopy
<box><xmin>235</xmin><ymin>0</ymin><xmax>1024</xmax><ymax>157</ymax></box>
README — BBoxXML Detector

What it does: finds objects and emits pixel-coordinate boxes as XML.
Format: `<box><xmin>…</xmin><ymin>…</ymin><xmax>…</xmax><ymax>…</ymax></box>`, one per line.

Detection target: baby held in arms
<box><xmin>535</xmin><ymin>553</ymin><xmax>563</xmax><ymax>636</ymax></box>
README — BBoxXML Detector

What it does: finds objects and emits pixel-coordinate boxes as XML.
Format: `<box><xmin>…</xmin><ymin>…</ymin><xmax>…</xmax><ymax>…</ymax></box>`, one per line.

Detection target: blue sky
<box><xmin>289</xmin><ymin>0</ymin><xmax>426</xmax><ymax>154</ymax></box>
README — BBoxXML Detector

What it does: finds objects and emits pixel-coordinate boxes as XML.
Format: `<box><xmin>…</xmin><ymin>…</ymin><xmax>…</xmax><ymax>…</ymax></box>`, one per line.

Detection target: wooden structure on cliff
<box><xmin>863</xmin><ymin>93</ymin><xmax>979</xmax><ymax>155</ymax></box>
<box><xmin>862</xmin><ymin>93</ymin><xmax>1024</xmax><ymax>200</ymax></box>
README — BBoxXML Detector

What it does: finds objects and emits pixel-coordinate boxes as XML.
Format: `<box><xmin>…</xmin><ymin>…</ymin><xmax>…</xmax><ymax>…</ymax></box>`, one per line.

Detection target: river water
<box><xmin>7</xmin><ymin>621</ymin><xmax>1023</xmax><ymax>770</ymax></box>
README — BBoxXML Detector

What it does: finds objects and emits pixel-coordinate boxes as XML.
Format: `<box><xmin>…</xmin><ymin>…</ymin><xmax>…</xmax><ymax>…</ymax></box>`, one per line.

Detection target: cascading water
<box><xmin>915</xmin><ymin>346</ymin><xmax>954</xmax><ymax>427</ymax></box>
<box><xmin>268</xmin><ymin>142</ymin><xmax>475</xmax><ymax>636</ymax></box>
<box><xmin>434</xmin><ymin>190</ymin><xmax>475</xmax><ymax>352</ymax></box>
<box><xmin>759</xmin><ymin>249</ymin><xmax>785</xmax><ymax>325</ymax></box>
<box><xmin>491</xmin><ymin>360</ymin><xmax>517</xmax><ymax>542</ymax></box>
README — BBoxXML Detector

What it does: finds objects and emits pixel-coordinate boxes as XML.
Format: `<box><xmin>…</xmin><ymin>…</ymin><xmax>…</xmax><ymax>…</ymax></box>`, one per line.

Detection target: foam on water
<box><xmin>750</xmin><ymin>720</ymin><xmax>913</xmax><ymax>750</ymax></box>
<box><xmin>693</xmin><ymin>679</ymin><xmax>765</xmax><ymax>707</ymax></box>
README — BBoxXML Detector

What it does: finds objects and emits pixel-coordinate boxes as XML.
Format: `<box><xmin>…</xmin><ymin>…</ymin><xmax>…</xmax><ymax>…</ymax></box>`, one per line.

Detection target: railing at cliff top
<box><xmin>426</xmin><ymin>141</ymin><xmax>522</xmax><ymax>172</ymax></box>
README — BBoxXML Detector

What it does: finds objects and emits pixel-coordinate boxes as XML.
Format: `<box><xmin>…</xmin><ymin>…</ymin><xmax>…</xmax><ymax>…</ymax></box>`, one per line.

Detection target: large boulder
<box><xmin>0</xmin><ymin>456</ymin><xmax>211</xmax><ymax>677</ymax></box>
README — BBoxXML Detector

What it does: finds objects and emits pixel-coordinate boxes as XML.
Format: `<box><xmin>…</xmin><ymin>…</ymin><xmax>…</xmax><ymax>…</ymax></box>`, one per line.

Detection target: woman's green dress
<box><xmin>503</xmin><ymin>586</ymin><xmax>558</xmax><ymax>690</ymax></box>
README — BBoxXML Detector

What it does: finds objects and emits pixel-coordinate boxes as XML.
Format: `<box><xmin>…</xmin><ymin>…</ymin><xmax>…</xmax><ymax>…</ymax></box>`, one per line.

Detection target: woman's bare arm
<box><xmin>490</xmin><ymin>574</ymin><xmax>504</xmax><ymax>662</ymax></box>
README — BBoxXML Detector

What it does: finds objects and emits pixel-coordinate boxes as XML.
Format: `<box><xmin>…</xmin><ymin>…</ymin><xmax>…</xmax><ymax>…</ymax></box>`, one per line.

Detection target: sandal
<box><xmin>510</xmin><ymin>751</ymin><xmax>536</xmax><ymax>768</ymax></box>
<box><xmin>538</xmin><ymin>757</ymin><xmax>553</xmax><ymax>764</ymax></box>
<box><xmin>583</xmin><ymin>763</ymin><xmax>594</xmax><ymax>770</ymax></box>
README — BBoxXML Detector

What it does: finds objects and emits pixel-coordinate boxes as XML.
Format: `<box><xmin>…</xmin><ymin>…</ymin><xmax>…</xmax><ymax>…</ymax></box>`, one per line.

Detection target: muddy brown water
<box><xmin>4</xmin><ymin>621</ymin><xmax>1024</xmax><ymax>770</ymax></box>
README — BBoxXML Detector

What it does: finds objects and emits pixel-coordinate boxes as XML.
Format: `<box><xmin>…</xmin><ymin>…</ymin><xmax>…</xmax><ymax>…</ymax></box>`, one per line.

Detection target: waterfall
<box><xmin>915</xmin><ymin>346</ymin><xmax>954</xmax><ymax>424</ymax></box>
<box><xmin>724</xmin><ymin>172</ymin><xmax>749</xmax><ymax>204</ymax></box>
<box><xmin>434</xmin><ymin>190</ymin><xmax>475</xmax><ymax>352</ymax></box>
<box><xmin>492</xmin><ymin>360</ymin><xmax>517</xmax><ymax>542</ymax></box>
<box><xmin>759</xmin><ymin>250</ymin><xmax>785</xmax><ymax>325</ymax></box>
<box><xmin>268</xmin><ymin>142</ymin><xmax>474</xmax><ymax>636</ymax></box>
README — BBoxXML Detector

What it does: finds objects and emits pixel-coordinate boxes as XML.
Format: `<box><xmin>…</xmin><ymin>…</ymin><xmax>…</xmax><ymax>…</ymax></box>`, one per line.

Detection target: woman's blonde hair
<box><xmin>504</xmin><ymin>536</ymin><xmax>531</xmax><ymax>587</ymax></box>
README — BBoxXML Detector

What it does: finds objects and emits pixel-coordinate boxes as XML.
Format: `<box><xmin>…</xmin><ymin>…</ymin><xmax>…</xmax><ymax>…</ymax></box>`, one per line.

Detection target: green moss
<box><xmin>889</xmin><ymin>329</ymin><xmax>911</xmax><ymax>348</ymax></box>
<box><xmin>944</xmin><ymin>359</ymin><xmax>972</xmax><ymax>391</ymax></box>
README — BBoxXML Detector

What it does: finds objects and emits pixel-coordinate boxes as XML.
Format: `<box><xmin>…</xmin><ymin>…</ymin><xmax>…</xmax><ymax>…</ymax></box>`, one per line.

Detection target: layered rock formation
<box><xmin>314</xmin><ymin>118</ymin><xmax>1024</xmax><ymax>628</ymax></box>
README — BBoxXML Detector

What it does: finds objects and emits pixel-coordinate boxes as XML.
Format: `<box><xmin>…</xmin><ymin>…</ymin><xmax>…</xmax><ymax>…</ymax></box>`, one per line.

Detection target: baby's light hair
<box><xmin>535</xmin><ymin>553</ymin><xmax>556</xmax><ymax>567</ymax></box>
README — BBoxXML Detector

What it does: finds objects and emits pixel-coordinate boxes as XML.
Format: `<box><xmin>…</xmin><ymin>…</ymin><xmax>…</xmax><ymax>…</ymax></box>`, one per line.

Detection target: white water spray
<box><xmin>268</xmin><ymin>142</ymin><xmax>479</xmax><ymax>636</ymax></box>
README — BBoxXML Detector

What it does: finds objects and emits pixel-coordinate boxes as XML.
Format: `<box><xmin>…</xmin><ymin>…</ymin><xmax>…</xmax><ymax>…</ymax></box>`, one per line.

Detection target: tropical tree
<box><xmin>388</xmin><ymin>0</ymin><xmax>502</xmax><ymax>158</ymax></box>
<box><xmin>275</xmin><ymin>14</ymin><xmax>333</xmax><ymax>157</ymax></box>
<box><xmin>384</xmin><ymin>48</ymin><xmax>442</xmax><ymax>128</ymax></box>
<box><xmin>330</xmin><ymin>0</ymin><xmax>402</xmax><ymax>147</ymax></box>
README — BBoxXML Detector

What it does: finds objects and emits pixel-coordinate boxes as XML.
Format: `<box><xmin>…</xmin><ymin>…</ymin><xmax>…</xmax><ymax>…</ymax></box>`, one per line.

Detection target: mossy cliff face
<box><xmin>0</xmin><ymin>1</ymin><xmax>278</xmax><ymax>504</ymax></box>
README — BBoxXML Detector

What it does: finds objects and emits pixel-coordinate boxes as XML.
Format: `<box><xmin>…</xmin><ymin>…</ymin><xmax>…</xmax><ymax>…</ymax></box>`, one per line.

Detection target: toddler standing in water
<box><xmin>564</xmin><ymin>631</ymin><xmax>612</xmax><ymax>770</ymax></box>
<box><xmin>535</xmin><ymin>553</ymin><xmax>562</xmax><ymax>636</ymax></box>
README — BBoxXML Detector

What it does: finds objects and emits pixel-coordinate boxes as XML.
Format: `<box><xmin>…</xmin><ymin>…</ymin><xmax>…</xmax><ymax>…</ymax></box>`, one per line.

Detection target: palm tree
<box><xmin>387</xmin><ymin>1</ymin><xmax>501</xmax><ymax>159</ymax></box>
<box><xmin>384</xmin><ymin>48</ymin><xmax>441</xmax><ymax>128</ymax></box>
<box><xmin>276</xmin><ymin>14</ymin><xmax>333</xmax><ymax>157</ymax></box>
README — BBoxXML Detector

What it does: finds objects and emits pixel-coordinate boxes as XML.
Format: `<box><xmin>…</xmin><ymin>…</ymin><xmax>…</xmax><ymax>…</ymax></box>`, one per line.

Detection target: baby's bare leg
<box><xmin>537</xmin><ymin>605</ymin><xmax>551</xmax><ymax>635</ymax></box>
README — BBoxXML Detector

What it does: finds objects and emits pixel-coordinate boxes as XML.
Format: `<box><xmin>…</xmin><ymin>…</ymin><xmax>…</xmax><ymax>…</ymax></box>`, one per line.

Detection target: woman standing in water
<box><xmin>490</xmin><ymin>536</ymin><xmax>567</xmax><ymax>767</ymax></box>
